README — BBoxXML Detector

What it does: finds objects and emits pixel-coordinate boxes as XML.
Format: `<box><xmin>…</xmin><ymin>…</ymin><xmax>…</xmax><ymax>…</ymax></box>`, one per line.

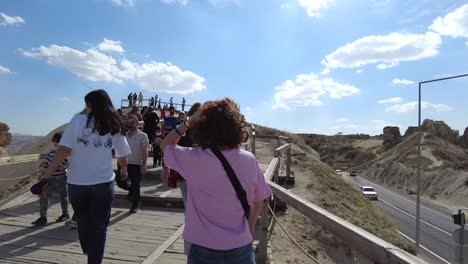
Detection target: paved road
<box><xmin>345</xmin><ymin>174</ymin><xmax>467</xmax><ymax>264</ymax></box>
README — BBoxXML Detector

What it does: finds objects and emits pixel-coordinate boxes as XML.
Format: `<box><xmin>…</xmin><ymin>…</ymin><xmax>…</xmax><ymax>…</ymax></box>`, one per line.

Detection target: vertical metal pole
<box><xmin>416</xmin><ymin>82</ymin><xmax>422</xmax><ymax>254</ymax></box>
<box><xmin>460</xmin><ymin>210</ymin><xmax>465</xmax><ymax>264</ymax></box>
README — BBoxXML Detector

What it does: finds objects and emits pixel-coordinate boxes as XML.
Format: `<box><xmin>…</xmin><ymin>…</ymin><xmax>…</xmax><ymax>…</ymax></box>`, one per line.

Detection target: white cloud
<box><xmin>322</xmin><ymin>32</ymin><xmax>442</xmax><ymax>71</ymax></box>
<box><xmin>392</xmin><ymin>78</ymin><xmax>414</xmax><ymax>85</ymax></box>
<box><xmin>0</xmin><ymin>65</ymin><xmax>12</xmax><ymax>74</ymax></box>
<box><xmin>386</xmin><ymin>101</ymin><xmax>453</xmax><ymax>113</ymax></box>
<box><xmin>356</xmin><ymin>69</ymin><xmax>363</xmax><ymax>74</ymax></box>
<box><xmin>378</xmin><ymin>97</ymin><xmax>404</xmax><ymax>104</ymax></box>
<box><xmin>112</xmin><ymin>0</ymin><xmax>135</xmax><ymax>7</ymax></box>
<box><xmin>0</xmin><ymin>12</ymin><xmax>25</xmax><ymax>26</ymax></box>
<box><xmin>121</xmin><ymin>60</ymin><xmax>206</xmax><ymax>94</ymax></box>
<box><xmin>376</xmin><ymin>62</ymin><xmax>399</xmax><ymax>70</ymax></box>
<box><xmin>273</xmin><ymin>73</ymin><xmax>360</xmax><ymax>110</ymax></box>
<box><xmin>336</xmin><ymin>118</ymin><xmax>350</xmax><ymax>122</ymax></box>
<box><xmin>97</xmin><ymin>39</ymin><xmax>125</xmax><ymax>54</ymax></box>
<box><xmin>466</xmin><ymin>41</ymin><xmax>468</xmax><ymax>46</ymax></box>
<box><xmin>429</xmin><ymin>4</ymin><xmax>468</xmax><ymax>38</ymax></box>
<box><xmin>21</xmin><ymin>45</ymin><xmax>125</xmax><ymax>83</ymax></box>
<box><xmin>21</xmin><ymin>43</ymin><xmax>206</xmax><ymax>94</ymax></box>
<box><xmin>298</xmin><ymin>0</ymin><xmax>332</xmax><ymax>17</ymax></box>
<box><xmin>281</xmin><ymin>3</ymin><xmax>292</xmax><ymax>9</ymax></box>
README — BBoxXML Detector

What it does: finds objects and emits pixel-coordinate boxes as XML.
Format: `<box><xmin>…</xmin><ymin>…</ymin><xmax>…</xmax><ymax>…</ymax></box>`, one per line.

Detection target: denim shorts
<box><xmin>188</xmin><ymin>243</ymin><xmax>255</xmax><ymax>264</ymax></box>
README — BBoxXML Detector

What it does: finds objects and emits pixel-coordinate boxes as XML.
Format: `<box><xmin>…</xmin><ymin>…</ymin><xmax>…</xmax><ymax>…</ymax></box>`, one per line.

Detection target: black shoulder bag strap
<box><xmin>210</xmin><ymin>148</ymin><xmax>251</xmax><ymax>219</ymax></box>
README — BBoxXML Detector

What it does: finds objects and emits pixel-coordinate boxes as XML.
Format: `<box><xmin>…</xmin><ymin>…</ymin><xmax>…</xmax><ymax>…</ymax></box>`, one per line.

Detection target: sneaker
<box><xmin>129</xmin><ymin>203</ymin><xmax>138</xmax><ymax>214</ymax></box>
<box><xmin>65</xmin><ymin>219</ymin><xmax>78</xmax><ymax>229</ymax></box>
<box><xmin>56</xmin><ymin>213</ymin><xmax>70</xmax><ymax>223</ymax></box>
<box><xmin>32</xmin><ymin>216</ymin><xmax>47</xmax><ymax>226</ymax></box>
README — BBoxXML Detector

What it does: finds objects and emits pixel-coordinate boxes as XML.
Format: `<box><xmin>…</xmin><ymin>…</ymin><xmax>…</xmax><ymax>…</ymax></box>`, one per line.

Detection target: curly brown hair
<box><xmin>191</xmin><ymin>98</ymin><xmax>249</xmax><ymax>149</ymax></box>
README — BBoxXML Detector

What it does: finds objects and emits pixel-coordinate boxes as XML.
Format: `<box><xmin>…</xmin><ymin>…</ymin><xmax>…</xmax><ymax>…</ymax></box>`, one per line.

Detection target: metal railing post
<box><xmin>286</xmin><ymin>139</ymin><xmax>292</xmax><ymax>179</ymax></box>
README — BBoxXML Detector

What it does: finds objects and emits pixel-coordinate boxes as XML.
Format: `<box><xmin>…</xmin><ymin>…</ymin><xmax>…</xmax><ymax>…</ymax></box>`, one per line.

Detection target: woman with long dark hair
<box><xmin>42</xmin><ymin>89</ymin><xmax>131</xmax><ymax>264</ymax></box>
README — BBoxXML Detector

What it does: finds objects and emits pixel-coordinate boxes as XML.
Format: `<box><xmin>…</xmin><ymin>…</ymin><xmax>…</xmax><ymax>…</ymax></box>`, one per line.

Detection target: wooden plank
<box><xmin>264</xmin><ymin>158</ymin><xmax>279</xmax><ymax>181</ymax></box>
<box><xmin>274</xmin><ymin>143</ymin><xmax>290</xmax><ymax>153</ymax></box>
<box><xmin>0</xmin><ymin>154</ymin><xmax>43</xmax><ymax>166</ymax></box>
<box><xmin>141</xmin><ymin>224</ymin><xmax>185</xmax><ymax>264</ymax></box>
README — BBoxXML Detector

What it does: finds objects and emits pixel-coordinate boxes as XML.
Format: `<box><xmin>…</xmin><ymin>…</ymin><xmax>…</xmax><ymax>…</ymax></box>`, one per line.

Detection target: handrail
<box><xmin>0</xmin><ymin>154</ymin><xmax>45</xmax><ymax>166</ymax></box>
<box><xmin>121</xmin><ymin>99</ymin><xmax>191</xmax><ymax>109</ymax></box>
<box><xmin>275</xmin><ymin>143</ymin><xmax>290</xmax><ymax>153</ymax></box>
<box><xmin>267</xmin><ymin>180</ymin><xmax>428</xmax><ymax>264</ymax></box>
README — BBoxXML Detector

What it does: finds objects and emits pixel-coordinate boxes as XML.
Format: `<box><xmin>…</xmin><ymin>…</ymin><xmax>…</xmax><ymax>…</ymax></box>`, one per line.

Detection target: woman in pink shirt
<box><xmin>161</xmin><ymin>98</ymin><xmax>272</xmax><ymax>264</ymax></box>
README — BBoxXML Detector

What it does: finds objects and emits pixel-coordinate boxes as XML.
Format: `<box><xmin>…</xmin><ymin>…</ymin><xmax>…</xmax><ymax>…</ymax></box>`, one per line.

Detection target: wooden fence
<box><xmin>249</xmin><ymin>126</ymin><xmax>427</xmax><ymax>264</ymax></box>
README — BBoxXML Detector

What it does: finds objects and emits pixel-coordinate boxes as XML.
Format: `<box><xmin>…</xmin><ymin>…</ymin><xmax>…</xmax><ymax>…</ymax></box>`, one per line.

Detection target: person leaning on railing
<box><xmin>160</xmin><ymin>97</ymin><xmax>272</xmax><ymax>264</ymax></box>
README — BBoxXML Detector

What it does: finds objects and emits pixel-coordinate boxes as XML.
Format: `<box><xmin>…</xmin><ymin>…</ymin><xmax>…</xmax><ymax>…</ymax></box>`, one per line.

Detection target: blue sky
<box><xmin>1</xmin><ymin>0</ymin><xmax>467</xmax><ymax>136</ymax></box>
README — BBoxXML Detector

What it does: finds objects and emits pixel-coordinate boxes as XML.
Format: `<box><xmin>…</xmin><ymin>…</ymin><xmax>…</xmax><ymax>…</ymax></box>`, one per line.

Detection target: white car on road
<box><xmin>360</xmin><ymin>186</ymin><xmax>378</xmax><ymax>200</ymax></box>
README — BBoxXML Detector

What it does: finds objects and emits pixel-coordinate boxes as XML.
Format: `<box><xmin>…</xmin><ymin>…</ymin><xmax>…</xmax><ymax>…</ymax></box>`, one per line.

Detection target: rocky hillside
<box><xmin>299</xmin><ymin>119</ymin><xmax>468</xmax><ymax>207</ymax></box>
<box><xmin>8</xmin><ymin>134</ymin><xmax>44</xmax><ymax>155</ymax></box>
<box><xmin>0</xmin><ymin>122</ymin><xmax>12</xmax><ymax>156</ymax></box>
<box><xmin>15</xmin><ymin>124</ymin><xmax>67</xmax><ymax>155</ymax></box>
<box><xmin>254</xmin><ymin>125</ymin><xmax>414</xmax><ymax>263</ymax></box>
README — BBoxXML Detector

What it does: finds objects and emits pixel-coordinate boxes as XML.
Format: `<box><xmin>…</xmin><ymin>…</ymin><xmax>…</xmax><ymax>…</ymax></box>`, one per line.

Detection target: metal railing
<box><xmin>120</xmin><ymin>99</ymin><xmax>191</xmax><ymax>110</ymax></box>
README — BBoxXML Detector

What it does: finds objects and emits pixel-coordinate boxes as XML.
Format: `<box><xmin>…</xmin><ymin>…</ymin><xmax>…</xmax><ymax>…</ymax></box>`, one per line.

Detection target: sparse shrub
<box><xmin>430</xmin><ymin>193</ymin><xmax>437</xmax><ymax>200</ymax></box>
<box><xmin>465</xmin><ymin>179</ymin><xmax>468</xmax><ymax>187</ymax></box>
<box><xmin>408</xmin><ymin>190</ymin><xmax>416</xmax><ymax>195</ymax></box>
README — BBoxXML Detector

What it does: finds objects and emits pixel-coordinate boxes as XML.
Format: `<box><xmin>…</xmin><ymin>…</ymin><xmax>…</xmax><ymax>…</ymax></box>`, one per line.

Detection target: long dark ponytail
<box><xmin>84</xmin><ymin>90</ymin><xmax>122</xmax><ymax>135</ymax></box>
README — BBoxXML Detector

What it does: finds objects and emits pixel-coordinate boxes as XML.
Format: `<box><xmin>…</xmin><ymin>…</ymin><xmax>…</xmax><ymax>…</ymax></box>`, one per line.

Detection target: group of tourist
<box><xmin>34</xmin><ymin>89</ymin><xmax>272</xmax><ymax>264</ymax></box>
<box><xmin>127</xmin><ymin>92</ymin><xmax>187</xmax><ymax>111</ymax></box>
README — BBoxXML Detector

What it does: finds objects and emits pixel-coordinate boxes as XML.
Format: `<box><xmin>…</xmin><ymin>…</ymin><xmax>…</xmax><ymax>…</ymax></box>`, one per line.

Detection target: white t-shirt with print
<box><xmin>60</xmin><ymin>114</ymin><xmax>131</xmax><ymax>185</ymax></box>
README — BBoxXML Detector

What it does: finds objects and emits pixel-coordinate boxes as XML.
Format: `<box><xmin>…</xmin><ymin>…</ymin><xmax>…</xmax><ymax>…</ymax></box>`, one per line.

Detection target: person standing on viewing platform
<box><xmin>170</xmin><ymin>96</ymin><xmax>174</xmax><ymax>108</ymax></box>
<box><xmin>116</xmin><ymin>115</ymin><xmax>149</xmax><ymax>213</ymax></box>
<box><xmin>32</xmin><ymin>132</ymin><xmax>70</xmax><ymax>226</ymax></box>
<box><xmin>157</xmin><ymin>98</ymin><xmax>161</xmax><ymax>109</ymax></box>
<box><xmin>132</xmin><ymin>93</ymin><xmax>137</xmax><ymax>107</ymax></box>
<box><xmin>182</xmin><ymin>97</ymin><xmax>186</xmax><ymax>111</ymax></box>
<box><xmin>128</xmin><ymin>106</ymin><xmax>143</xmax><ymax>121</ymax></box>
<box><xmin>127</xmin><ymin>93</ymin><xmax>133</xmax><ymax>107</ymax></box>
<box><xmin>41</xmin><ymin>89</ymin><xmax>131</xmax><ymax>264</ymax></box>
<box><xmin>160</xmin><ymin>98</ymin><xmax>272</xmax><ymax>263</ymax></box>
<box><xmin>138</xmin><ymin>92</ymin><xmax>144</xmax><ymax>107</ymax></box>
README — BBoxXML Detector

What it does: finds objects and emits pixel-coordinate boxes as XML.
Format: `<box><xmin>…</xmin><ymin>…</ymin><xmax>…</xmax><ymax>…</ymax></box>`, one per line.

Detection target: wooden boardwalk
<box><xmin>0</xmin><ymin>188</ymin><xmax>187</xmax><ymax>264</ymax></box>
<box><xmin>0</xmin><ymin>160</ymin><xmax>272</xmax><ymax>264</ymax></box>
